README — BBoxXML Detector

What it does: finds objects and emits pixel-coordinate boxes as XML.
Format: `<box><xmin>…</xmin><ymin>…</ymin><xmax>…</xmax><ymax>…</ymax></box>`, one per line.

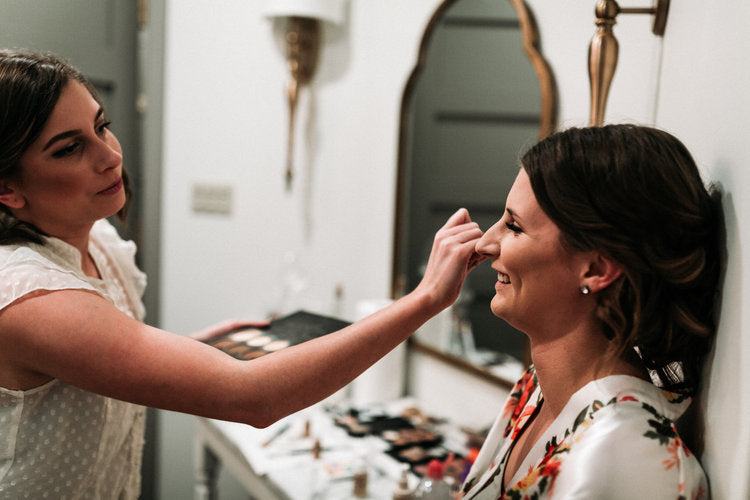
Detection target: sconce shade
<box><xmin>261</xmin><ymin>0</ymin><xmax>347</xmax><ymax>25</ymax></box>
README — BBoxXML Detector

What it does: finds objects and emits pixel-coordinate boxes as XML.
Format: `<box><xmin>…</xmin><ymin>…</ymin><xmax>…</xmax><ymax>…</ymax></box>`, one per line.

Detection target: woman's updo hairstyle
<box><xmin>522</xmin><ymin>124</ymin><xmax>722</xmax><ymax>395</ymax></box>
<box><xmin>0</xmin><ymin>50</ymin><xmax>130</xmax><ymax>244</ymax></box>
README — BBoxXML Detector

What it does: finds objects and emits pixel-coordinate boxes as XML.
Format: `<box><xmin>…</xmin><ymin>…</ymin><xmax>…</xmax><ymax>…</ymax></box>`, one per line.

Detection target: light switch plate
<box><xmin>191</xmin><ymin>183</ymin><xmax>233</xmax><ymax>214</ymax></box>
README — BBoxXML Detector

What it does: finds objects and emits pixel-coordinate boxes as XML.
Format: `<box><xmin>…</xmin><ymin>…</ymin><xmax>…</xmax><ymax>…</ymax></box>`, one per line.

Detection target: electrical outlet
<box><xmin>192</xmin><ymin>183</ymin><xmax>232</xmax><ymax>214</ymax></box>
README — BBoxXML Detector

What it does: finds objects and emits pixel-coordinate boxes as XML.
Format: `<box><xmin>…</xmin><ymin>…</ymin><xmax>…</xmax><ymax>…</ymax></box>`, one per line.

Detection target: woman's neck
<box><xmin>45</xmin><ymin>225</ymin><xmax>97</xmax><ymax>278</ymax></box>
<box><xmin>529</xmin><ymin>326</ymin><xmax>647</xmax><ymax>416</ymax></box>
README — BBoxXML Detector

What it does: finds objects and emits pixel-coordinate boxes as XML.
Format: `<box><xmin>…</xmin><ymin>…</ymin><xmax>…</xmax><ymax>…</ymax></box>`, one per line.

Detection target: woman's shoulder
<box><xmin>556</xmin><ymin>411</ymin><xmax>708</xmax><ymax>498</ymax></box>
<box><xmin>565</xmin><ymin>375</ymin><xmax>695</xmax><ymax>452</ymax></box>
<box><xmin>551</xmin><ymin>377</ymin><xmax>708</xmax><ymax>498</ymax></box>
<box><xmin>0</xmin><ymin>243</ymin><xmax>98</xmax><ymax>314</ymax></box>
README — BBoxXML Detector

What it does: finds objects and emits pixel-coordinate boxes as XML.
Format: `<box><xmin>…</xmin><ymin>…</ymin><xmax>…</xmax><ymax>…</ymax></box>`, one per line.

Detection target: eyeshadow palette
<box><xmin>381</xmin><ymin>427</ymin><xmax>442</xmax><ymax>449</ymax></box>
<box><xmin>205</xmin><ymin>310</ymin><xmax>350</xmax><ymax>361</ymax></box>
<box><xmin>334</xmin><ymin>412</ymin><xmax>413</xmax><ymax>437</ymax></box>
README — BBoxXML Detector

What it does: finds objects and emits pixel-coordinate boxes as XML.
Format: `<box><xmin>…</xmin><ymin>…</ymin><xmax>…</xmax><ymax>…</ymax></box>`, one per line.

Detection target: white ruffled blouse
<box><xmin>0</xmin><ymin>219</ymin><xmax>148</xmax><ymax>499</ymax></box>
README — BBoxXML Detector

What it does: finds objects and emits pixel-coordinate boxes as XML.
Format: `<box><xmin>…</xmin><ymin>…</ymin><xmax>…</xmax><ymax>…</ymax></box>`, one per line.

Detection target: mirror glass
<box><xmin>393</xmin><ymin>0</ymin><xmax>556</xmax><ymax>385</ymax></box>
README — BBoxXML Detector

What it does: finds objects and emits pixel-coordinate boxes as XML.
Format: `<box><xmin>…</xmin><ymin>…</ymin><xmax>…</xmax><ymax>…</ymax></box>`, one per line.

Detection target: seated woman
<box><xmin>460</xmin><ymin>125</ymin><xmax>720</xmax><ymax>499</ymax></box>
<box><xmin>0</xmin><ymin>50</ymin><xmax>485</xmax><ymax>498</ymax></box>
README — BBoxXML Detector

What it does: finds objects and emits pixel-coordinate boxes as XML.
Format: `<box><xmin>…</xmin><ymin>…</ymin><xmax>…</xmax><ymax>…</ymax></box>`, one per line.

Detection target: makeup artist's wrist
<box><xmin>405</xmin><ymin>285</ymin><xmax>451</xmax><ymax>319</ymax></box>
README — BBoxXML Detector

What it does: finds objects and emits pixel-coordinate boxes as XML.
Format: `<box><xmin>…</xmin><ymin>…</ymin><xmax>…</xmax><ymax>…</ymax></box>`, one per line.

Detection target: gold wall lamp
<box><xmin>588</xmin><ymin>0</ymin><xmax>670</xmax><ymax>126</ymax></box>
<box><xmin>262</xmin><ymin>0</ymin><xmax>347</xmax><ymax>191</ymax></box>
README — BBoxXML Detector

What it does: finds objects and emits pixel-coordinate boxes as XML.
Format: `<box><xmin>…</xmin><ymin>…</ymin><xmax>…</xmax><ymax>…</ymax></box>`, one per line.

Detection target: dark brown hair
<box><xmin>0</xmin><ymin>50</ymin><xmax>131</xmax><ymax>244</ymax></box>
<box><xmin>522</xmin><ymin>124</ymin><xmax>722</xmax><ymax>395</ymax></box>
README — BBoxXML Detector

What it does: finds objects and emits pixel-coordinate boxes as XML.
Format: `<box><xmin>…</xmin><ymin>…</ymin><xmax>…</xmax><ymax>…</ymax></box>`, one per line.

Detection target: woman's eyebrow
<box><xmin>41</xmin><ymin>108</ymin><xmax>104</xmax><ymax>152</ymax></box>
<box><xmin>42</xmin><ymin>130</ymin><xmax>81</xmax><ymax>152</ymax></box>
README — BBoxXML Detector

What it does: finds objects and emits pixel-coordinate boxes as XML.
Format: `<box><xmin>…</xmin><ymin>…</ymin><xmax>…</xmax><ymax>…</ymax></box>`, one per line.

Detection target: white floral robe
<box><xmin>461</xmin><ymin>367</ymin><xmax>708</xmax><ymax>500</ymax></box>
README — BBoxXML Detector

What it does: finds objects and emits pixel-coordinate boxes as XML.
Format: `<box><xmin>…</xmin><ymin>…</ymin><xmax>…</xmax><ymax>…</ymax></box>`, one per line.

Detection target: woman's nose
<box><xmin>475</xmin><ymin>221</ymin><xmax>501</xmax><ymax>257</ymax></box>
<box><xmin>95</xmin><ymin>136</ymin><xmax>123</xmax><ymax>171</ymax></box>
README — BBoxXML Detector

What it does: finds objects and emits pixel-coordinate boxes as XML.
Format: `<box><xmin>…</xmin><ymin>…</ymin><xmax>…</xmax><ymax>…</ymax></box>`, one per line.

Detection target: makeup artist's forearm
<box><xmin>228</xmin><ymin>289</ymin><xmax>439</xmax><ymax>427</ymax></box>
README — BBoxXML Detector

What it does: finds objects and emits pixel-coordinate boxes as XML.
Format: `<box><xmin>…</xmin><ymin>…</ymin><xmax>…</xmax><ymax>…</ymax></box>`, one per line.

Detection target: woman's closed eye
<box><xmin>96</xmin><ymin>120</ymin><xmax>112</xmax><ymax>135</ymax></box>
<box><xmin>51</xmin><ymin>141</ymin><xmax>81</xmax><ymax>158</ymax></box>
<box><xmin>505</xmin><ymin>221</ymin><xmax>522</xmax><ymax>233</ymax></box>
<box><xmin>51</xmin><ymin>121</ymin><xmax>112</xmax><ymax>158</ymax></box>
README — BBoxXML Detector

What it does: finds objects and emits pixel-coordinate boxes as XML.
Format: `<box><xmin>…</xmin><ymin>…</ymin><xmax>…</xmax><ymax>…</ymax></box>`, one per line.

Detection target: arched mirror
<box><xmin>392</xmin><ymin>0</ymin><xmax>557</xmax><ymax>386</ymax></box>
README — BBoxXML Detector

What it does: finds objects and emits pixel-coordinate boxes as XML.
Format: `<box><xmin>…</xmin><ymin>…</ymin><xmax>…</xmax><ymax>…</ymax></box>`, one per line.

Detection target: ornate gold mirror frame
<box><xmin>392</xmin><ymin>0</ymin><xmax>557</xmax><ymax>387</ymax></box>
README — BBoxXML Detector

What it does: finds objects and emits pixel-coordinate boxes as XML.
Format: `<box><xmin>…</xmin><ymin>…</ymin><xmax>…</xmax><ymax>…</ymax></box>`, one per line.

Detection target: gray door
<box><xmin>0</xmin><ymin>3</ymin><xmax>157</xmax><ymax>498</ymax></box>
<box><xmin>0</xmin><ymin>0</ymin><xmax>141</xmax><ymax>243</ymax></box>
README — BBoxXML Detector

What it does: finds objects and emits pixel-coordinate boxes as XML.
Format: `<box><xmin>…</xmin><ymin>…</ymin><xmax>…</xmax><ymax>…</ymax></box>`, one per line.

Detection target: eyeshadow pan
<box><xmin>241</xmin><ymin>350</ymin><xmax>266</xmax><ymax>360</ymax></box>
<box><xmin>230</xmin><ymin>329</ymin><xmax>263</xmax><ymax>342</ymax></box>
<box><xmin>210</xmin><ymin>338</ymin><xmax>236</xmax><ymax>349</ymax></box>
<box><xmin>226</xmin><ymin>344</ymin><xmax>252</xmax><ymax>356</ymax></box>
<box><xmin>263</xmin><ymin>339</ymin><xmax>290</xmax><ymax>352</ymax></box>
<box><xmin>247</xmin><ymin>335</ymin><xmax>272</xmax><ymax>347</ymax></box>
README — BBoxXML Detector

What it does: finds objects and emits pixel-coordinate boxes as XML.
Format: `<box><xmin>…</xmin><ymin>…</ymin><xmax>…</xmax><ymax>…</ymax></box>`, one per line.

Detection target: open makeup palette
<box><xmin>205</xmin><ymin>310</ymin><xmax>350</xmax><ymax>361</ymax></box>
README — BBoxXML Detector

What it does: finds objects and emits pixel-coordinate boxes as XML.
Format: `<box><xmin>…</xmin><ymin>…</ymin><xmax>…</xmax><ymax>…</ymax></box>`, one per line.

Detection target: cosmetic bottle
<box><xmin>352</xmin><ymin>456</ymin><xmax>369</xmax><ymax>498</ymax></box>
<box><xmin>392</xmin><ymin>465</ymin><xmax>414</xmax><ymax>500</ymax></box>
<box><xmin>414</xmin><ymin>459</ymin><xmax>451</xmax><ymax>499</ymax></box>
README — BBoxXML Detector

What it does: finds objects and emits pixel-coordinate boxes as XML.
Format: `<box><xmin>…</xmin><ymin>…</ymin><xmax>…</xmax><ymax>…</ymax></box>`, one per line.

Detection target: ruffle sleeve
<box><xmin>89</xmin><ymin>220</ymin><xmax>147</xmax><ymax>321</ymax></box>
<box><xmin>0</xmin><ymin>245</ymin><xmax>99</xmax><ymax>312</ymax></box>
<box><xmin>90</xmin><ymin>221</ymin><xmax>147</xmax><ymax>297</ymax></box>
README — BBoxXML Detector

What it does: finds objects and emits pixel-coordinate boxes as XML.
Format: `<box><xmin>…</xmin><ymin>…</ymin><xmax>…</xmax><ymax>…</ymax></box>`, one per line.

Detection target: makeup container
<box><xmin>205</xmin><ymin>310</ymin><xmax>350</xmax><ymax>361</ymax></box>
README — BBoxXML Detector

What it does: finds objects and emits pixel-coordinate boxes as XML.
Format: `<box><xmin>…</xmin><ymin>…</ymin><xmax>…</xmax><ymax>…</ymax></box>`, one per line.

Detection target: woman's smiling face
<box><xmin>3</xmin><ymin>80</ymin><xmax>124</xmax><ymax>237</ymax></box>
<box><xmin>475</xmin><ymin>169</ymin><xmax>591</xmax><ymax>335</ymax></box>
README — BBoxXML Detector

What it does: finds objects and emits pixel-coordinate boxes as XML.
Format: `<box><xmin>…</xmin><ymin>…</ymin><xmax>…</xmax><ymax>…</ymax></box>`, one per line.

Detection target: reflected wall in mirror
<box><xmin>393</xmin><ymin>0</ymin><xmax>557</xmax><ymax>385</ymax></box>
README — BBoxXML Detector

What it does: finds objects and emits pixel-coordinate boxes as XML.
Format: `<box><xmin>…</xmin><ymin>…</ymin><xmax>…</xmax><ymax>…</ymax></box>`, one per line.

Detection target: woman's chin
<box><xmin>489</xmin><ymin>297</ymin><xmax>508</xmax><ymax>320</ymax></box>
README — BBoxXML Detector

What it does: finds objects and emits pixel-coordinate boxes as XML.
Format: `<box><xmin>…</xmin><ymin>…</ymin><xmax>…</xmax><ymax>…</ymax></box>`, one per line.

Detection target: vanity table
<box><xmin>194</xmin><ymin>399</ymin><xmax>470</xmax><ymax>499</ymax></box>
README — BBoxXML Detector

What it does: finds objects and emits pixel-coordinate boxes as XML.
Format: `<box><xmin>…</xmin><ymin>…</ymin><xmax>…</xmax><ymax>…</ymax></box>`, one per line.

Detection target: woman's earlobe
<box><xmin>583</xmin><ymin>254</ymin><xmax>623</xmax><ymax>293</ymax></box>
<box><xmin>0</xmin><ymin>182</ymin><xmax>25</xmax><ymax>208</ymax></box>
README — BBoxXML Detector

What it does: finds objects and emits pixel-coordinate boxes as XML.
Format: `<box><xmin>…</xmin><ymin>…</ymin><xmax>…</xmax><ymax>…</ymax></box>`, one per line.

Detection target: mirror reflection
<box><xmin>394</xmin><ymin>0</ymin><xmax>557</xmax><ymax>383</ymax></box>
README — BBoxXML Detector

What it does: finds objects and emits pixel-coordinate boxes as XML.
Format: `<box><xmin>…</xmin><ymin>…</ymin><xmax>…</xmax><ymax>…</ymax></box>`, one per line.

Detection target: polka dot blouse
<box><xmin>0</xmin><ymin>220</ymin><xmax>147</xmax><ymax>499</ymax></box>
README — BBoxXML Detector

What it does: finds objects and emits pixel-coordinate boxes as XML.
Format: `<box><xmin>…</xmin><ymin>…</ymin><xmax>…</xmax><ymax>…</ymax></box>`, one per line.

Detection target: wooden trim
<box><xmin>442</xmin><ymin>18</ymin><xmax>521</xmax><ymax>29</ymax></box>
<box><xmin>409</xmin><ymin>338</ymin><xmax>516</xmax><ymax>390</ymax></box>
<box><xmin>435</xmin><ymin>111</ymin><xmax>541</xmax><ymax>125</ymax></box>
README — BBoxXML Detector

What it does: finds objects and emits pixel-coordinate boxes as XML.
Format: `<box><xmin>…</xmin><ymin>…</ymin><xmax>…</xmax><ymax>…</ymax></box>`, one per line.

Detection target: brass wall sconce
<box><xmin>262</xmin><ymin>1</ymin><xmax>347</xmax><ymax>191</ymax></box>
<box><xmin>588</xmin><ymin>0</ymin><xmax>670</xmax><ymax>126</ymax></box>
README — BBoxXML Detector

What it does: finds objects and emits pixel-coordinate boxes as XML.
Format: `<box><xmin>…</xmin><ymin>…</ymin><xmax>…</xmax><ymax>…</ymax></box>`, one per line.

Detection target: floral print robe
<box><xmin>461</xmin><ymin>367</ymin><xmax>708</xmax><ymax>499</ymax></box>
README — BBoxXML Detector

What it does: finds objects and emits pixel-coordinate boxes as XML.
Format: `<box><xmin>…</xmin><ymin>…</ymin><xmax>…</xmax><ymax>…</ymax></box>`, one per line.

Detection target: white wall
<box><xmin>656</xmin><ymin>3</ymin><xmax>750</xmax><ymax>498</ymax></box>
<box><xmin>157</xmin><ymin>1</ymin><xmax>749</xmax><ymax>498</ymax></box>
<box><xmin>157</xmin><ymin>1</ymin><xmax>447</xmax><ymax>498</ymax></box>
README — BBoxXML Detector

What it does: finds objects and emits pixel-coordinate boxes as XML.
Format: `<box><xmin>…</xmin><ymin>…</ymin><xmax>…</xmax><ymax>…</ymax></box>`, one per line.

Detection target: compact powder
<box><xmin>210</xmin><ymin>338</ymin><xmax>236</xmax><ymax>350</ymax></box>
<box><xmin>241</xmin><ymin>350</ymin><xmax>266</xmax><ymax>360</ymax></box>
<box><xmin>263</xmin><ymin>339</ymin><xmax>290</xmax><ymax>352</ymax></box>
<box><xmin>229</xmin><ymin>329</ymin><xmax>263</xmax><ymax>342</ymax></box>
<box><xmin>226</xmin><ymin>344</ymin><xmax>252</xmax><ymax>356</ymax></box>
<box><xmin>398</xmin><ymin>446</ymin><xmax>429</xmax><ymax>463</ymax></box>
<box><xmin>247</xmin><ymin>335</ymin><xmax>272</xmax><ymax>347</ymax></box>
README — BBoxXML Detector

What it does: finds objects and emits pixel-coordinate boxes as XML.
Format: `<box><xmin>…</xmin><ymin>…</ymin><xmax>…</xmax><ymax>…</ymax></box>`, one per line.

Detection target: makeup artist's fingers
<box><xmin>468</xmin><ymin>250</ymin><xmax>488</xmax><ymax>272</ymax></box>
<box><xmin>416</xmin><ymin>209</ymin><xmax>484</xmax><ymax>309</ymax></box>
<box><xmin>189</xmin><ymin>318</ymin><xmax>270</xmax><ymax>341</ymax></box>
<box><xmin>441</xmin><ymin>207</ymin><xmax>473</xmax><ymax>229</ymax></box>
<box><xmin>443</xmin><ymin>208</ymin><xmax>488</xmax><ymax>271</ymax></box>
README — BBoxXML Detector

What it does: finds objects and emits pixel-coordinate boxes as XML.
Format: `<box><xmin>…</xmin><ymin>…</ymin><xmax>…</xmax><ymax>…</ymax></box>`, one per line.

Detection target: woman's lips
<box><xmin>495</xmin><ymin>272</ymin><xmax>511</xmax><ymax>290</ymax></box>
<box><xmin>98</xmin><ymin>178</ymin><xmax>123</xmax><ymax>195</ymax></box>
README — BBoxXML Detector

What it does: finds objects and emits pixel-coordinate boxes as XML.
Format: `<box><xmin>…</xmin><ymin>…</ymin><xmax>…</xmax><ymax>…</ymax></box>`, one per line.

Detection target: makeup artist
<box><xmin>459</xmin><ymin>125</ymin><xmax>722</xmax><ymax>499</ymax></box>
<box><xmin>0</xmin><ymin>50</ymin><xmax>485</xmax><ymax>499</ymax></box>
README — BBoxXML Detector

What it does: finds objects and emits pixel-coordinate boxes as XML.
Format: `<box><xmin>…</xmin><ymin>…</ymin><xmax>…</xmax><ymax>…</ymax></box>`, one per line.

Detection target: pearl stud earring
<box><xmin>581</xmin><ymin>285</ymin><xmax>591</xmax><ymax>295</ymax></box>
